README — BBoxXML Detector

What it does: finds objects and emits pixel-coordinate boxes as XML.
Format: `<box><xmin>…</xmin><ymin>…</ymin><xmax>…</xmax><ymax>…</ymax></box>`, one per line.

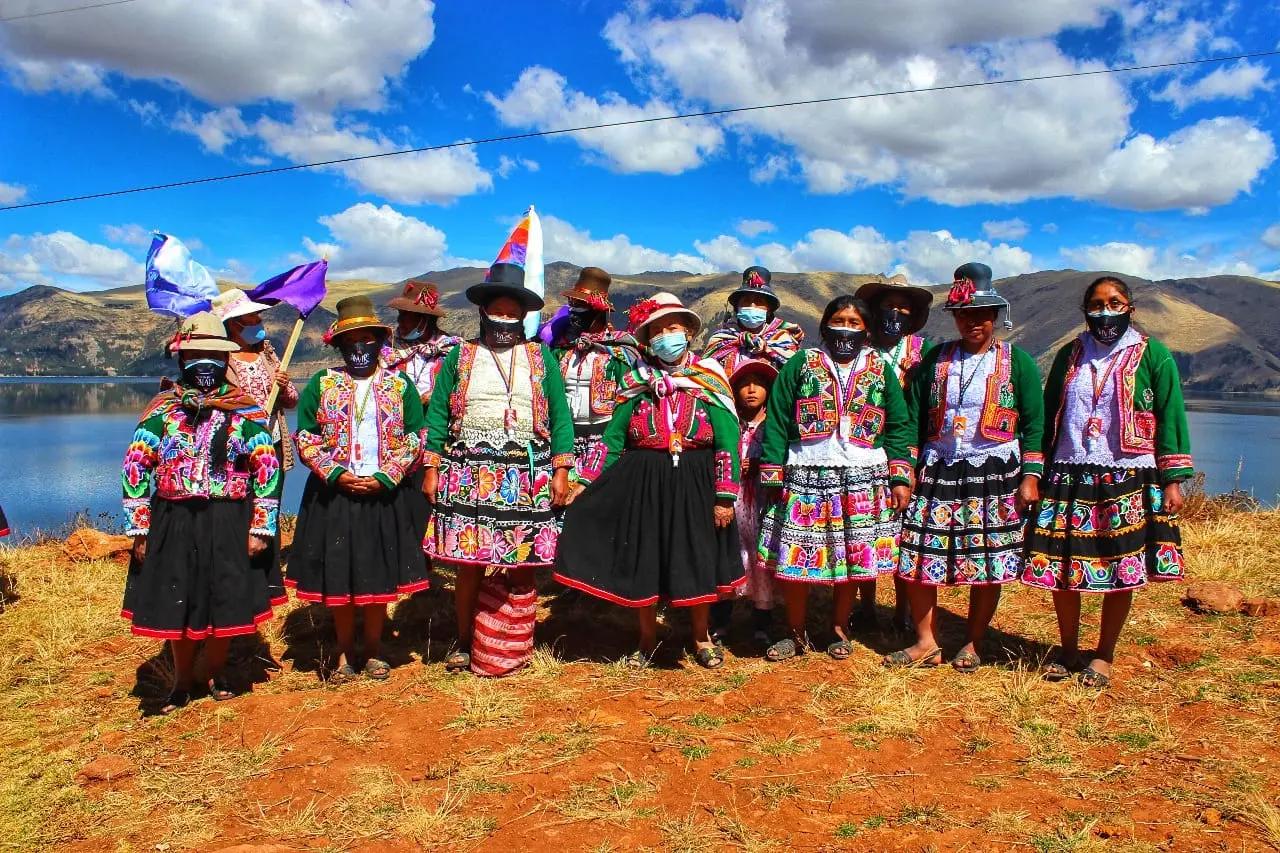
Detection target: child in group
<box><xmin>709</xmin><ymin>359</ymin><xmax>779</xmax><ymax>651</ymax></box>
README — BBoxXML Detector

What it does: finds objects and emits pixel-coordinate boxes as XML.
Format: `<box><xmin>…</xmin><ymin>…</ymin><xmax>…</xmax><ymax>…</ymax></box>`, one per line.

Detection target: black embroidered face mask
<box><xmin>823</xmin><ymin>327</ymin><xmax>867</xmax><ymax>357</ymax></box>
<box><xmin>880</xmin><ymin>309</ymin><xmax>908</xmax><ymax>340</ymax></box>
<box><xmin>567</xmin><ymin>306</ymin><xmax>601</xmax><ymax>334</ymax></box>
<box><xmin>1085</xmin><ymin>310</ymin><xmax>1131</xmax><ymax>346</ymax></box>
<box><xmin>340</xmin><ymin>339</ymin><xmax>381</xmax><ymax>373</ymax></box>
<box><xmin>181</xmin><ymin>358</ymin><xmax>227</xmax><ymax>393</ymax></box>
<box><xmin>481</xmin><ymin>313</ymin><xmax>525</xmax><ymax>347</ymax></box>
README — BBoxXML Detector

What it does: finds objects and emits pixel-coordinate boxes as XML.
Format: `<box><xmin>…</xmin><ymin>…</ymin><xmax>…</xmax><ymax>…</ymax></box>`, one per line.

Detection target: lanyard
<box><xmin>952</xmin><ymin>348</ymin><xmax>991</xmax><ymax>412</ymax></box>
<box><xmin>1088</xmin><ymin>348</ymin><xmax>1123</xmax><ymax>413</ymax></box>
<box><xmin>488</xmin><ymin>344</ymin><xmax>521</xmax><ymax>438</ymax></box>
<box><xmin>353</xmin><ymin>370</ymin><xmax>379</xmax><ymax>424</ymax></box>
<box><xmin>819</xmin><ymin>350</ymin><xmax>862</xmax><ymax>432</ymax></box>
<box><xmin>664</xmin><ymin>392</ymin><xmax>691</xmax><ymax>467</ymax></box>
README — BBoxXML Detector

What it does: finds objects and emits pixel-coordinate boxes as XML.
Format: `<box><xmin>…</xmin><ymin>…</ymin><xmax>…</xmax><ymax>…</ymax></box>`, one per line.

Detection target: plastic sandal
<box><xmin>765</xmin><ymin>638</ymin><xmax>801</xmax><ymax>662</ymax></box>
<box><xmin>951</xmin><ymin>649</ymin><xmax>982</xmax><ymax>674</ymax></box>
<box><xmin>1042</xmin><ymin>652</ymin><xmax>1082</xmax><ymax>683</ymax></box>
<box><xmin>444</xmin><ymin>649</ymin><xmax>471</xmax><ymax>673</ymax></box>
<box><xmin>882</xmin><ymin>647</ymin><xmax>943</xmax><ymax>668</ymax></box>
<box><xmin>621</xmin><ymin>649</ymin><xmax>653</xmax><ymax>669</ymax></box>
<box><xmin>160</xmin><ymin>689</ymin><xmax>190</xmax><ymax>715</ymax></box>
<box><xmin>695</xmin><ymin>646</ymin><xmax>725</xmax><ymax>670</ymax></box>
<box><xmin>363</xmin><ymin>658</ymin><xmax>391</xmax><ymax>681</ymax></box>
<box><xmin>1079</xmin><ymin>665</ymin><xmax>1112</xmax><ymax>690</ymax></box>
<box><xmin>209</xmin><ymin>677</ymin><xmax>235</xmax><ymax>701</ymax></box>
<box><xmin>827</xmin><ymin>639</ymin><xmax>853</xmax><ymax>660</ymax></box>
<box><xmin>329</xmin><ymin>663</ymin><xmax>358</xmax><ymax>685</ymax></box>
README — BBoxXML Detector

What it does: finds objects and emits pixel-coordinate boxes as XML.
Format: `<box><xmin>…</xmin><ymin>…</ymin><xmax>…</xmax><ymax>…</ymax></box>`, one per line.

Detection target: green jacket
<box><xmin>908</xmin><ymin>341</ymin><xmax>1045</xmax><ymax>476</ymax></box>
<box><xmin>1042</xmin><ymin>334</ymin><xmax>1193</xmax><ymax>484</ymax></box>
<box><xmin>759</xmin><ymin>348</ymin><xmax>914</xmax><ymax>487</ymax></box>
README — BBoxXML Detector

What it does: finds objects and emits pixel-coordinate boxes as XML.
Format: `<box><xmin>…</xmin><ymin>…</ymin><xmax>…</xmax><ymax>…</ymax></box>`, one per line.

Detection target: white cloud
<box><xmin>593</xmin><ymin>0</ymin><xmax>1274</xmax><ymax>211</ymax></box>
<box><xmin>541</xmin><ymin>215</ymin><xmax>717</xmax><ymax>274</ymax></box>
<box><xmin>485</xmin><ymin>66</ymin><xmax>723</xmax><ymax>175</ymax></box>
<box><xmin>894</xmin><ymin>230</ymin><xmax>1034</xmax><ymax>284</ymax></box>
<box><xmin>255</xmin><ymin>112</ymin><xmax>492</xmax><ymax>205</ymax></box>
<box><xmin>735</xmin><ymin>219</ymin><xmax>776</xmax><ymax>238</ymax></box>
<box><xmin>982</xmin><ymin>219</ymin><xmax>1030</xmax><ymax>241</ymax></box>
<box><xmin>1262</xmin><ymin>224</ymin><xmax>1280</xmax><ymax>251</ymax></box>
<box><xmin>1154</xmin><ymin>61</ymin><xmax>1273</xmax><ymax>109</ymax></box>
<box><xmin>693</xmin><ymin>235</ymin><xmax>756</xmax><ymax>271</ymax></box>
<box><xmin>0</xmin><ymin>231</ymin><xmax>144</xmax><ymax>292</ymax></box>
<box><xmin>102</xmin><ymin>224</ymin><xmax>203</xmax><ymax>252</ymax></box>
<box><xmin>1</xmin><ymin>0</ymin><xmax>437</xmax><ymax>111</ymax></box>
<box><xmin>1060</xmin><ymin>241</ymin><xmax>1267</xmax><ymax>280</ymax></box>
<box><xmin>0</xmin><ymin>182</ymin><xmax>27</xmax><ymax>205</ymax></box>
<box><xmin>756</xmin><ymin>226</ymin><xmax>897</xmax><ymax>274</ymax></box>
<box><xmin>1042</xmin><ymin>222</ymin><xmax>1060</xmax><ymax>234</ymax></box>
<box><xmin>300</xmin><ymin>202</ymin><xmax>477</xmax><ymax>282</ymax></box>
<box><xmin>496</xmin><ymin>155</ymin><xmax>540</xmax><ymax>178</ymax></box>
<box><xmin>172</xmin><ymin>107</ymin><xmax>250</xmax><ymax>154</ymax></box>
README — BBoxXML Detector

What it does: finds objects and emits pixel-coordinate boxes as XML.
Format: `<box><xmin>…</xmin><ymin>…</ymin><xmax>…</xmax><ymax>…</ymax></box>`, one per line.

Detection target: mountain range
<box><xmin>2</xmin><ymin>263</ymin><xmax>1278</xmax><ymax>393</ymax></box>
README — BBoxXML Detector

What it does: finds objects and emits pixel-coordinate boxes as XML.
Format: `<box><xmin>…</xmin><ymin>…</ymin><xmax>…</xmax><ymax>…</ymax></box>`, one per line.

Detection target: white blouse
<box><xmin>1055</xmin><ymin>327</ymin><xmax>1156</xmax><ymax>468</ymax></box>
<box><xmin>460</xmin><ymin>344</ymin><xmax>536</xmax><ymax>444</ymax></box>
<box><xmin>786</xmin><ymin>347</ymin><xmax>888</xmax><ymax>470</ymax></box>
<box><xmin>923</xmin><ymin>345</ymin><xmax>1021</xmax><ymax>467</ymax></box>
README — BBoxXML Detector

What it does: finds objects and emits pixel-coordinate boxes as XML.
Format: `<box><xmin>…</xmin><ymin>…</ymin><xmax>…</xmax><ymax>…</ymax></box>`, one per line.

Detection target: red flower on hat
<box><xmin>578</xmin><ymin>292</ymin><xmax>610</xmax><ymax>312</ymax></box>
<box><xmin>946</xmin><ymin>279</ymin><xmax>976</xmax><ymax>308</ymax></box>
<box><xmin>322</xmin><ymin>324</ymin><xmax>337</xmax><ymax>344</ymax></box>
<box><xmin>627</xmin><ymin>298</ymin><xmax>660</xmax><ymax>333</ymax></box>
<box><xmin>747</xmin><ymin>270</ymin><xmax>767</xmax><ymax>289</ymax></box>
<box><xmin>415</xmin><ymin>288</ymin><xmax>440</xmax><ymax>309</ymax></box>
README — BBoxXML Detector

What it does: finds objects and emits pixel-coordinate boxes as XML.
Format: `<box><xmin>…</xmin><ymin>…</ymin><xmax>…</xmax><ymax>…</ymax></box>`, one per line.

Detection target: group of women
<box><xmin>119</xmin><ymin>256</ymin><xmax>1192</xmax><ymax>712</ymax></box>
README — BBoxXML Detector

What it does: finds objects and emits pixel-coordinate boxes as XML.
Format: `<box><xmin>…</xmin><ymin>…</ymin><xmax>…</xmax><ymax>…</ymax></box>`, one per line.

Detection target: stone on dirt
<box><xmin>1241</xmin><ymin>598</ymin><xmax>1272</xmax><ymax>617</ymax></box>
<box><xmin>76</xmin><ymin>754</ymin><xmax>137</xmax><ymax>782</ymax></box>
<box><xmin>1183</xmin><ymin>581</ymin><xmax>1244</xmax><ymax>615</ymax></box>
<box><xmin>63</xmin><ymin>529</ymin><xmax>133</xmax><ymax>564</ymax></box>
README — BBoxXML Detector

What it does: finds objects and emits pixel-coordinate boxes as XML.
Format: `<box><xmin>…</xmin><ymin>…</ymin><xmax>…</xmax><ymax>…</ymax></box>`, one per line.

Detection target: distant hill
<box><xmin>2</xmin><ymin>263</ymin><xmax>1278</xmax><ymax>393</ymax></box>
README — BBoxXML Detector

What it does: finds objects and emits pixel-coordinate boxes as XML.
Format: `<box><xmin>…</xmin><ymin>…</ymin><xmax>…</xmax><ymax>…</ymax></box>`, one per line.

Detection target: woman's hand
<box><xmin>357</xmin><ymin>476</ymin><xmax>384</xmax><ymax>496</ymax></box>
<box><xmin>336</xmin><ymin>471</ymin><xmax>362</xmax><ymax>494</ymax></box>
<box><xmin>274</xmin><ymin>369</ymin><xmax>291</xmax><ymax>388</ymax></box>
<box><xmin>247</xmin><ymin>535</ymin><xmax>270</xmax><ymax>557</ymax></box>
<box><xmin>1017</xmin><ymin>475</ymin><xmax>1041</xmax><ymax>516</ymax></box>
<box><xmin>131</xmin><ymin>535</ymin><xmax>147</xmax><ymax>562</ymax></box>
<box><xmin>566</xmin><ymin>483</ymin><xmax>587</xmax><ymax>505</ymax></box>
<box><xmin>1162</xmin><ymin>481</ymin><xmax>1184</xmax><ymax>515</ymax></box>
<box><xmin>550</xmin><ymin>468</ymin><xmax>571</xmax><ymax>507</ymax></box>
<box><xmin>891</xmin><ymin>484</ymin><xmax>912</xmax><ymax>513</ymax></box>
<box><xmin>423</xmin><ymin>467</ymin><xmax>439</xmax><ymax>504</ymax></box>
<box><xmin>714</xmin><ymin>500</ymin><xmax>735</xmax><ymax>529</ymax></box>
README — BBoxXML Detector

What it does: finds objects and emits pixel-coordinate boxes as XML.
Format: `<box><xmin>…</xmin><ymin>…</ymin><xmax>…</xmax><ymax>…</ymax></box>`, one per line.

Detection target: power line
<box><xmin>3</xmin><ymin>48</ymin><xmax>1278</xmax><ymax>213</ymax></box>
<box><xmin>0</xmin><ymin>0</ymin><xmax>142</xmax><ymax>23</ymax></box>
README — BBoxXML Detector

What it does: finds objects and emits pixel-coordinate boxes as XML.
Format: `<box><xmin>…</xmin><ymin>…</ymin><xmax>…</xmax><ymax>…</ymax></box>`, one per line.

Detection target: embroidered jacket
<box><xmin>380</xmin><ymin>334</ymin><xmax>462</xmax><ymax>403</ymax></box>
<box><xmin>879</xmin><ymin>335</ymin><xmax>933</xmax><ymax>387</ymax></box>
<box><xmin>294</xmin><ymin>368</ymin><xmax>426</xmax><ymax>489</ymax></box>
<box><xmin>759</xmin><ymin>347</ymin><xmax>914</xmax><ymax>487</ymax></box>
<box><xmin>580</xmin><ymin>389</ymin><xmax>742</xmax><ymax>499</ymax></box>
<box><xmin>422</xmin><ymin>341</ymin><xmax>576</xmax><ymax>471</ymax></box>
<box><xmin>552</xmin><ymin>331</ymin><xmax>640</xmax><ymax>420</ymax></box>
<box><xmin>122</xmin><ymin>404</ymin><xmax>282</xmax><ymax>537</ymax></box>
<box><xmin>227</xmin><ymin>342</ymin><xmax>298</xmax><ymax>470</ymax></box>
<box><xmin>910</xmin><ymin>341</ymin><xmax>1045</xmax><ymax>476</ymax></box>
<box><xmin>703</xmin><ymin>316</ymin><xmax>804</xmax><ymax>375</ymax></box>
<box><xmin>1043</xmin><ymin>334</ymin><xmax>1193</xmax><ymax>484</ymax></box>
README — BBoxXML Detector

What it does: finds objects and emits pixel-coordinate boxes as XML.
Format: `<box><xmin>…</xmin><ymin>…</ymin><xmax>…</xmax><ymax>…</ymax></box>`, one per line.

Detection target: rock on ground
<box><xmin>63</xmin><ymin>529</ymin><xmax>133</xmax><ymax>564</ymax></box>
<box><xmin>1183</xmin><ymin>581</ymin><xmax>1244</xmax><ymax>615</ymax></box>
<box><xmin>76</xmin><ymin>755</ymin><xmax>137</xmax><ymax>782</ymax></box>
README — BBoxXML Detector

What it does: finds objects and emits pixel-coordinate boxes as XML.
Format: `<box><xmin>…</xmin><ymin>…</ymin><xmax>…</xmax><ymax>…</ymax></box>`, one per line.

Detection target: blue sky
<box><xmin>1</xmin><ymin>0</ymin><xmax>1278</xmax><ymax>293</ymax></box>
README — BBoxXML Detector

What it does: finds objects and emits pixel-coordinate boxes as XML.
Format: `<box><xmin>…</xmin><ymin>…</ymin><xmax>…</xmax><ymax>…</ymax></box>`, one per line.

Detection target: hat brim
<box><xmin>329</xmin><ymin>318</ymin><xmax>392</xmax><ymax>341</ymax></box>
<box><xmin>219</xmin><ymin>298</ymin><xmax>273</xmax><ymax>321</ymax></box>
<box><xmin>387</xmin><ymin>295</ymin><xmax>446</xmax><ymax>316</ymax></box>
<box><xmin>944</xmin><ymin>296</ymin><xmax>1008</xmax><ymax>312</ymax></box>
<box><xmin>560</xmin><ymin>289</ymin><xmax>614</xmax><ymax>311</ymax></box>
<box><xmin>171</xmin><ymin>339</ymin><xmax>240</xmax><ymax>354</ymax></box>
<box><xmin>466</xmin><ymin>283</ymin><xmax>544</xmax><ymax>313</ymax></box>
<box><xmin>728</xmin><ymin>286</ymin><xmax>780</xmax><ymax>312</ymax></box>
<box><xmin>636</xmin><ymin>306</ymin><xmax>701</xmax><ymax>344</ymax></box>
<box><xmin>855</xmin><ymin>282</ymin><xmax>934</xmax><ymax>335</ymax></box>
<box><xmin>730</xmin><ymin>359</ymin><xmax>779</xmax><ymax>384</ymax></box>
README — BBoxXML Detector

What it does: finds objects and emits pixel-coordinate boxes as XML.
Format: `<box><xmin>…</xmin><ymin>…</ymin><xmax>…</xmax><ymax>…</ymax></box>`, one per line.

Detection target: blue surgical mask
<box><xmin>399</xmin><ymin>319</ymin><xmax>426</xmax><ymax>342</ymax></box>
<box><xmin>737</xmin><ymin>306</ymin><xmax>768</xmax><ymax>329</ymax></box>
<box><xmin>238</xmin><ymin>322</ymin><xmax>266</xmax><ymax>344</ymax></box>
<box><xmin>650</xmin><ymin>331</ymin><xmax>689</xmax><ymax>363</ymax></box>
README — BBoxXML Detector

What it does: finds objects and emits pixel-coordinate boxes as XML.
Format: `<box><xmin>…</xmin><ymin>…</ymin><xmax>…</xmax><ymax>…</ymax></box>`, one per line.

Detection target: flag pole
<box><xmin>264</xmin><ymin>313</ymin><xmax>306</xmax><ymax>416</ymax></box>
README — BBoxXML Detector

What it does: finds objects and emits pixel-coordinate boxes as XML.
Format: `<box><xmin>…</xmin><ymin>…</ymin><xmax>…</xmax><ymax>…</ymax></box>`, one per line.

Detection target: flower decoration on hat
<box><xmin>627</xmin><ymin>298</ymin><xmax>660</xmax><ymax>333</ymax></box>
<box><xmin>746</xmin><ymin>269</ymin><xmax>768</xmax><ymax>289</ymax></box>
<box><xmin>946</xmin><ymin>278</ymin><xmax>977</xmax><ymax>309</ymax></box>
<box><xmin>573</xmin><ymin>291</ymin><xmax>611</xmax><ymax>312</ymax></box>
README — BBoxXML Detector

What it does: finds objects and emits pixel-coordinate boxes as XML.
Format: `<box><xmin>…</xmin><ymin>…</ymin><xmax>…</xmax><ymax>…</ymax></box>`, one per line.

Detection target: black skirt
<box><xmin>121</xmin><ymin>497</ymin><xmax>275</xmax><ymax>640</ymax></box>
<box><xmin>287</xmin><ymin>471</ymin><xmax>431</xmax><ymax>605</ymax></box>
<box><xmin>553</xmin><ymin>447</ymin><xmax>745</xmax><ymax>607</ymax></box>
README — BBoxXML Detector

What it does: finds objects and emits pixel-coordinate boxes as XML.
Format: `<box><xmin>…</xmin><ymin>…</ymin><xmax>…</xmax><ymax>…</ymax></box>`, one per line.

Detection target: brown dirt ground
<box><xmin>3</xmin><ymin>510</ymin><xmax>1280</xmax><ymax>852</ymax></box>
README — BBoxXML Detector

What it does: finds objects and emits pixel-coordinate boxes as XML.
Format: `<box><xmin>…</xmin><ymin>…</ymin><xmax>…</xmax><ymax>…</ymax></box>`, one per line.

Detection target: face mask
<box><xmin>880</xmin><ymin>309</ymin><xmax>908</xmax><ymax>340</ymax></box>
<box><xmin>340</xmin><ymin>340</ymin><xmax>381</xmax><ymax>372</ymax></box>
<box><xmin>181</xmin><ymin>358</ymin><xmax>227</xmax><ymax>393</ymax></box>
<box><xmin>399</xmin><ymin>318</ymin><xmax>427</xmax><ymax>342</ymax></box>
<box><xmin>824</xmin><ymin>327</ymin><xmax>867</xmax><ymax>358</ymax></box>
<box><xmin>1085</xmin><ymin>310</ymin><xmax>1131</xmax><ymax>346</ymax></box>
<box><xmin>567</xmin><ymin>306</ymin><xmax>601</xmax><ymax>334</ymax></box>
<box><xmin>480</xmin><ymin>313</ymin><xmax>525</xmax><ymax>348</ymax></box>
<box><xmin>237</xmin><ymin>322</ymin><xmax>266</xmax><ymax>344</ymax></box>
<box><xmin>737</xmin><ymin>306</ymin><xmax>768</xmax><ymax>329</ymax></box>
<box><xmin>650</xmin><ymin>331</ymin><xmax>689</xmax><ymax>364</ymax></box>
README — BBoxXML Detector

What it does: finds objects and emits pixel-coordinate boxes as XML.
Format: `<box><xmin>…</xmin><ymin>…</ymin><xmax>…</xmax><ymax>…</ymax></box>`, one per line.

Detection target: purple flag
<box><xmin>247</xmin><ymin>260</ymin><xmax>328</xmax><ymax>318</ymax></box>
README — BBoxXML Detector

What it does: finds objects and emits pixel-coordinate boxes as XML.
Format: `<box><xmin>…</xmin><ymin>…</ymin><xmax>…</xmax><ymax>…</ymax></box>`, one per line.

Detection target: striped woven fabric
<box><xmin>470</xmin><ymin>575</ymin><xmax>537</xmax><ymax>677</ymax></box>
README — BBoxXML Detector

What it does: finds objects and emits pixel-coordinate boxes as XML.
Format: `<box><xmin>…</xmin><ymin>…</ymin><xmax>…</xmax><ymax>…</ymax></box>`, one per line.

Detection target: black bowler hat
<box><xmin>465</xmin><ymin>262</ymin><xmax>545</xmax><ymax>313</ymax></box>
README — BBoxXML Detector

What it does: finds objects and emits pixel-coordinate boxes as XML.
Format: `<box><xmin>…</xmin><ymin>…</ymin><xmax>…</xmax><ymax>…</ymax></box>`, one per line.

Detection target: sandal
<box><xmin>827</xmin><ymin>639</ymin><xmax>853</xmax><ymax>660</ymax></box>
<box><xmin>328</xmin><ymin>663</ymin><xmax>358</xmax><ymax>685</ymax></box>
<box><xmin>951</xmin><ymin>649</ymin><xmax>981</xmax><ymax>674</ymax></box>
<box><xmin>160</xmin><ymin>689</ymin><xmax>190</xmax><ymax>715</ymax></box>
<box><xmin>695</xmin><ymin>646</ymin><xmax>725</xmax><ymax>670</ymax></box>
<box><xmin>621</xmin><ymin>649</ymin><xmax>653</xmax><ymax>669</ymax></box>
<box><xmin>1042</xmin><ymin>652</ymin><xmax>1083</xmax><ymax>683</ymax></box>
<box><xmin>765</xmin><ymin>637</ymin><xmax>805</xmax><ymax>662</ymax></box>
<box><xmin>882</xmin><ymin>647</ymin><xmax>942</xmax><ymax>668</ymax></box>
<box><xmin>444</xmin><ymin>649</ymin><xmax>471</xmax><ymax>673</ymax></box>
<box><xmin>1078</xmin><ymin>665</ymin><xmax>1112</xmax><ymax>690</ymax></box>
<box><xmin>363</xmin><ymin>658</ymin><xmax>391</xmax><ymax>681</ymax></box>
<box><xmin>209</xmin><ymin>676</ymin><xmax>235</xmax><ymax>701</ymax></box>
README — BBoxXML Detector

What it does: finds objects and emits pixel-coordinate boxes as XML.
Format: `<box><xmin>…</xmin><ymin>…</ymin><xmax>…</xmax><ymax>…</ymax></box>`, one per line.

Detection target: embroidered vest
<box><xmin>926</xmin><ymin>342</ymin><xmax>1018</xmax><ymax>443</ymax></box>
<box><xmin>1052</xmin><ymin>337</ymin><xmax>1155</xmax><ymax>455</ymax></box>
<box><xmin>793</xmin><ymin>349</ymin><xmax>889</xmax><ymax>447</ymax></box>
<box><xmin>559</xmin><ymin>348</ymin><xmax>618</xmax><ymax>417</ymax></box>
<box><xmin>448</xmin><ymin>342</ymin><xmax>551</xmax><ymax>439</ymax></box>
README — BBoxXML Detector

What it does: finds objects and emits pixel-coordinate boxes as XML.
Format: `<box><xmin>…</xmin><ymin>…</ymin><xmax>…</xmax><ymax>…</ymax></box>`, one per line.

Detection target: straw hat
<box><xmin>168</xmin><ymin>311</ymin><xmax>240</xmax><ymax>354</ymax></box>
<box><xmin>855</xmin><ymin>273</ymin><xmax>934</xmax><ymax>335</ymax></box>
<box><xmin>387</xmin><ymin>280</ymin><xmax>447</xmax><ymax>317</ymax></box>
<box><xmin>465</xmin><ymin>262</ymin><xmax>545</xmax><ymax>313</ymax></box>
<box><xmin>211</xmin><ymin>288</ymin><xmax>272</xmax><ymax>322</ymax></box>
<box><xmin>323</xmin><ymin>295</ymin><xmax>391</xmax><ymax>344</ymax></box>
<box><xmin>626</xmin><ymin>292</ymin><xmax>702</xmax><ymax>345</ymax></box>
<box><xmin>560</xmin><ymin>266</ymin><xmax>613</xmax><ymax>311</ymax></box>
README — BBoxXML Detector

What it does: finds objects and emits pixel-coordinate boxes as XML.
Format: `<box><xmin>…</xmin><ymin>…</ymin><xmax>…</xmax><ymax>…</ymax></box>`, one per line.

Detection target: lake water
<box><xmin>1</xmin><ymin>378</ymin><xmax>1278</xmax><ymax>539</ymax></box>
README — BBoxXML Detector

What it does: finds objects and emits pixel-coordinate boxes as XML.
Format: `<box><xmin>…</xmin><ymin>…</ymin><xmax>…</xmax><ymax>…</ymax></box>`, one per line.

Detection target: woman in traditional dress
<box><xmin>1022</xmin><ymin>276</ymin><xmax>1191</xmax><ymax>689</ymax></box>
<box><xmin>852</xmin><ymin>276</ymin><xmax>934</xmax><ymax>633</ymax></box>
<box><xmin>756</xmin><ymin>296</ymin><xmax>914</xmax><ymax>662</ymax></box>
<box><xmin>703</xmin><ymin>266</ymin><xmax>804</xmax><ymax>376</ymax></box>
<box><xmin>289</xmin><ymin>295</ymin><xmax>430</xmax><ymax>683</ymax></box>
<box><xmin>381</xmin><ymin>280</ymin><xmax>462</xmax><ymax>405</ymax></box>
<box><xmin>554</xmin><ymin>292</ymin><xmax>744</xmax><ymax>669</ymax></box>
<box><xmin>888</xmin><ymin>263</ymin><xmax>1043</xmax><ymax>672</ymax></box>
<box><xmin>211</xmin><ymin>288</ymin><xmax>297</xmax><ymax>609</ymax></box>
<box><xmin>121</xmin><ymin>312</ymin><xmax>281</xmax><ymax>713</ymax></box>
<box><xmin>422</xmin><ymin>262</ymin><xmax>575</xmax><ymax>675</ymax></box>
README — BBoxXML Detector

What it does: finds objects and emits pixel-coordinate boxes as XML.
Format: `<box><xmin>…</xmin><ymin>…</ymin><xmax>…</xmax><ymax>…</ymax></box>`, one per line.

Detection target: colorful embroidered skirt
<box><xmin>554</xmin><ymin>447</ymin><xmax>745</xmax><ymax>607</ymax></box>
<box><xmin>427</xmin><ymin>441</ymin><xmax>561</xmax><ymax>569</ymax></box>
<box><xmin>122</xmin><ymin>497</ymin><xmax>276</xmax><ymax>639</ymax></box>
<box><xmin>897</xmin><ymin>455</ymin><xmax>1025</xmax><ymax>586</ymax></box>
<box><xmin>288</xmin><ymin>470</ymin><xmax>431</xmax><ymax>605</ymax></box>
<box><xmin>1021</xmin><ymin>464</ymin><xmax>1184</xmax><ymax>593</ymax></box>
<box><xmin>757</xmin><ymin>461</ymin><xmax>899</xmax><ymax>584</ymax></box>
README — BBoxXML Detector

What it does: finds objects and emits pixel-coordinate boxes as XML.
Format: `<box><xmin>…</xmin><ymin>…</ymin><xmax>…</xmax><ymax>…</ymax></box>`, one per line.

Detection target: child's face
<box><xmin>735</xmin><ymin>374</ymin><xmax>769</xmax><ymax>411</ymax></box>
